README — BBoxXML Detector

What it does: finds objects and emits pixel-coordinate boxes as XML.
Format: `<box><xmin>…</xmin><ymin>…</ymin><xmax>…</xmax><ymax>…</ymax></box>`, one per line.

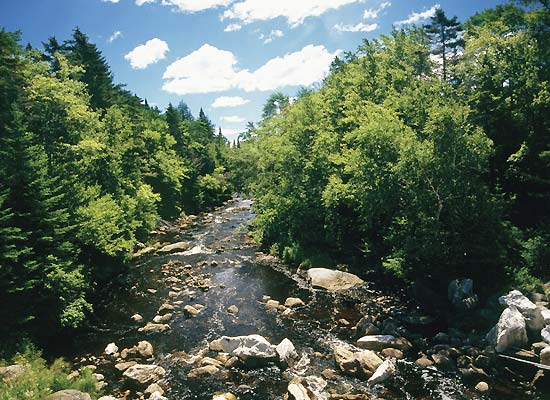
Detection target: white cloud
<box><xmin>223</xmin><ymin>0</ymin><xmax>365</xmax><ymax>27</ymax></box>
<box><xmin>363</xmin><ymin>1</ymin><xmax>390</xmax><ymax>19</ymax></box>
<box><xmin>221</xmin><ymin>115</ymin><xmax>246</xmax><ymax>123</ymax></box>
<box><xmin>125</xmin><ymin>38</ymin><xmax>169</xmax><ymax>69</ymax></box>
<box><xmin>224</xmin><ymin>23</ymin><xmax>242</xmax><ymax>32</ymax></box>
<box><xmin>220</xmin><ymin>127</ymin><xmax>243</xmax><ymax>142</ymax></box>
<box><xmin>160</xmin><ymin>0</ymin><xmax>234</xmax><ymax>12</ymax></box>
<box><xmin>396</xmin><ymin>4</ymin><xmax>439</xmax><ymax>25</ymax></box>
<box><xmin>261</xmin><ymin>29</ymin><xmax>284</xmax><ymax>44</ymax></box>
<box><xmin>334</xmin><ymin>22</ymin><xmax>378</xmax><ymax>32</ymax></box>
<box><xmin>102</xmin><ymin>0</ymin><xmax>120</xmax><ymax>3</ymax></box>
<box><xmin>212</xmin><ymin>96</ymin><xmax>250</xmax><ymax>108</ymax></box>
<box><xmin>107</xmin><ymin>30</ymin><xmax>122</xmax><ymax>43</ymax></box>
<box><xmin>136</xmin><ymin>0</ymin><xmax>156</xmax><ymax>5</ymax></box>
<box><xmin>162</xmin><ymin>44</ymin><xmax>338</xmax><ymax>94</ymax></box>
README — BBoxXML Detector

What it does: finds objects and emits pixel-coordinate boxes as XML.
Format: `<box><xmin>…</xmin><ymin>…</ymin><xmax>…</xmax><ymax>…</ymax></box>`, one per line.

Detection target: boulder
<box><xmin>448</xmin><ymin>279</ymin><xmax>479</xmax><ymax>311</ymax></box>
<box><xmin>354</xmin><ymin>316</ymin><xmax>379</xmax><ymax>337</ymax></box>
<box><xmin>104</xmin><ymin>343</ymin><xmax>118</xmax><ymax>356</ymax></box>
<box><xmin>380</xmin><ymin>348</ymin><xmax>404</xmax><ymax>359</ymax></box>
<box><xmin>333</xmin><ymin>345</ymin><xmax>382</xmax><ymax>378</ymax></box>
<box><xmin>158</xmin><ymin>241</ymin><xmax>190</xmax><ymax>253</ymax></box>
<box><xmin>218</xmin><ymin>335</ymin><xmax>277</xmax><ymax>362</ymax></box>
<box><xmin>213</xmin><ymin>394</ymin><xmax>237</xmax><ymax>400</ymax></box>
<box><xmin>415</xmin><ymin>356</ymin><xmax>433</xmax><ymax>368</ymax></box>
<box><xmin>307</xmin><ymin>268</ymin><xmax>363</xmax><ymax>291</ymax></box>
<box><xmin>356</xmin><ymin>335</ymin><xmax>411</xmax><ymax>352</ymax></box>
<box><xmin>499</xmin><ymin>290</ymin><xmax>545</xmax><ymax>332</ymax></box>
<box><xmin>285</xmin><ymin>297</ymin><xmax>305</xmax><ymax>308</ymax></box>
<box><xmin>122</xmin><ymin>364</ymin><xmax>166</xmax><ymax>385</ymax></box>
<box><xmin>487</xmin><ymin>306</ymin><xmax>528</xmax><ymax>352</ymax></box>
<box><xmin>277</xmin><ymin>338</ymin><xmax>298</xmax><ymax>365</ymax></box>
<box><xmin>138</xmin><ymin>323</ymin><xmax>170</xmax><ymax>333</ymax></box>
<box><xmin>46</xmin><ymin>390</ymin><xmax>91</xmax><ymax>400</ymax></box>
<box><xmin>0</xmin><ymin>364</ymin><xmax>28</xmax><ymax>382</ymax></box>
<box><xmin>187</xmin><ymin>365</ymin><xmax>219</xmax><ymax>378</ymax></box>
<box><xmin>287</xmin><ymin>376</ymin><xmax>328</xmax><ymax>400</ymax></box>
<box><xmin>136</xmin><ymin>340</ymin><xmax>154</xmax><ymax>358</ymax></box>
<box><xmin>367</xmin><ymin>359</ymin><xmax>397</xmax><ymax>386</ymax></box>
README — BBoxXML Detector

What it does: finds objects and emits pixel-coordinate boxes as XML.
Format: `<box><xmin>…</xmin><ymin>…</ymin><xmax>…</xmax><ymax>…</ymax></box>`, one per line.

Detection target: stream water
<box><xmin>64</xmin><ymin>198</ymin><xmax>547</xmax><ymax>400</ymax></box>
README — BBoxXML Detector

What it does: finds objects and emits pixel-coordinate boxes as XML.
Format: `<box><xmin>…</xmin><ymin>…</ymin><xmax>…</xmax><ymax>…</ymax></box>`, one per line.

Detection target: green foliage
<box><xmin>0</xmin><ymin>348</ymin><xmax>99</xmax><ymax>400</ymax></box>
<box><xmin>0</xmin><ymin>28</ymin><xmax>232</xmax><ymax>348</ymax></box>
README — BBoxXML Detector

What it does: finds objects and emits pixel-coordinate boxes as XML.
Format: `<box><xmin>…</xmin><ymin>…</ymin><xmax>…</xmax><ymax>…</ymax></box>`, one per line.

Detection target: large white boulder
<box><xmin>104</xmin><ymin>343</ymin><xmax>118</xmax><ymax>356</ymax></box>
<box><xmin>122</xmin><ymin>364</ymin><xmax>166</xmax><ymax>385</ymax></box>
<box><xmin>499</xmin><ymin>290</ymin><xmax>545</xmax><ymax>332</ymax></box>
<box><xmin>218</xmin><ymin>335</ymin><xmax>276</xmax><ymax>362</ymax></box>
<box><xmin>307</xmin><ymin>268</ymin><xmax>364</xmax><ymax>291</ymax></box>
<box><xmin>487</xmin><ymin>306</ymin><xmax>528</xmax><ymax>352</ymax></box>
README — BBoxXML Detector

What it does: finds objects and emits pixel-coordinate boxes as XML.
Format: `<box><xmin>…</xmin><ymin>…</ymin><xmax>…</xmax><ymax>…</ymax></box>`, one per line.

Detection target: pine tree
<box><xmin>65</xmin><ymin>28</ymin><xmax>115</xmax><ymax>109</ymax></box>
<box><xmin>177</xmin><ymin>100</ymin><xmax>194</xmax><ymax>121</ymax></box>
<box><xmin>424</xmin><ymin>9</ymin><xmax>464</xmax><ymax>82</ymax></box>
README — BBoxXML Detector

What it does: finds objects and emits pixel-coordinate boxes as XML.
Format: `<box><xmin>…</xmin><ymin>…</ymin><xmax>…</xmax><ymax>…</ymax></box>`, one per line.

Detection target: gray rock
<box><xmin>487</xmin><ymin>306</ymin><xmax>528</xmax><ymax>353</ymax></box>
<box><xmin>540</xmin><ymin>346</ymin><xmax>550</xmax><ymax>365</ymax></box>
<box><xmin>355</xmin><ymin>316</ymin><xmax>379</xmax><ymax>337</ymax></box>
<box><xmin>158</xmin><ymin>241</ymin><xmax>190</xmax><ymax>253</ymax></box>
<box><xmin>136</xmin><ymin>340</ymin><xmax>154</xmax><ymax>358</ymax></box>
<box><xmin>46</xmin><ymin>390</ymin><xmax>91</xmax><ymax>400</ymax></box>
<box><xmin>542</xmin><ymin>326</ymin><xmax>550</xmax><ymax>344</ymax></box>
<box><xmin>150</xmin><ymin>391</ymin><xmax>168</xmax><ymax>400</ymax></box>
<box><xmin>287</xmin><ymin>376</ymin><xmax>328</xmax><ymax>400</ymax></box>
<box><xmin>0</xmin><ymin>364</ymin><xmax>28</xmax><ymax>382</ymax></box>
<box><xmin>333</xmin><ymin>345</ymin><xmax>383</xmax><ymax>378</ymax></box>
<box><xmin>541</xmin><ymin>309</ymin><xmax>550</xmax><ymax>325</ymax></box>
<box><xmin>499</xmin><ymin>290</ymin><xmax>545</xmax><ymax>333</ymax></box>
<box><xmin>306</xmin><ymin>268</ymin><xmax>364</xmax><ymax>291</ymax></box>
<box><xmin>122</xmin><ymin>364</ymin><xmax>166</xmax><ymax>385</ymax></box>
<box><xmin>448</xmin><ymin>279</ymin><xmax>479</xmax><ymax>311</ymax></box>
<box><xmin>367</xmin><ymin>359</ymin><xmax>397</xmax><ymax>386</ymax></box>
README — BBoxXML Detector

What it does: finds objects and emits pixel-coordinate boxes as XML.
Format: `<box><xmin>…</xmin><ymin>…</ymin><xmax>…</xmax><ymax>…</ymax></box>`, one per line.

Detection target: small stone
<box><xmin>475</xmin><ymin>381</ymin><xmax>490</xmax><ymax>393</ymax></box>
<box><xmin>184</xmin><ymin>305</ymin><xmax>201</xmax><ymax>316</ymax></box>
<box><xmin>188</xmin><ymin>365</ymin><xmax>220</xmax><ymax>378</ymax></box>
<box><xmin>266</xmin><ymin>299</ymin><xmax>280</xmax><ymax>308</ymax></box>
<box><xmin>153</xmin><ymin>313</ymin><xmax>172</xmax><ymax>323</ymax></box>
<box><xmin>145</xmin><ymin>383</ymin><xmax>164</xmax><ymax>395</ymax></box>
<box><xmin>380</xmin><ymin>348</ymin><xmax>404</xmax><ymax>359</ymax></box>
<box><xmin>227</xmin><ymin>305</ymin><xmax>239</xmax><ymax>314</ymax></box>
<box><xmin>284</xmin><ymin>297</ymin><xmax>305</xmax><ymax>308</ymax></box>
<box><xmin>147</xmin><ymin>289</ymin><xmax>157</xmax><ymax>294</ymax></box>
<box><xmin>212</xmin><ymin>393</ymin><xmax>237</xmax><ymax>400</ymax></box>
<box><xmin>131</xmin><ymin>314</ymin><xmax>144</xmax><ymax>322</ymax></box>
<box><xmin>138</xmin><ymin>323</ymin><xmax>170</xmax><ymax>333</ymax></box>
<box><xmin>321</xmin><ymin>369</ymin><xmax>338</xmax><ymax>380</ymax></box>
<box><xmin>415</xmin><ymin>357</ymin><xmax>433</xmax><ymax>368</ymax></box>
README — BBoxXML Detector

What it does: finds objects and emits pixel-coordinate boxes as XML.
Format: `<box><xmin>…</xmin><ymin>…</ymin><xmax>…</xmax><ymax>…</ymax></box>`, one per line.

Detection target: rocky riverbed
<box><xmin>37</xmin><ymin>198</ymin><xmax>550</xmax><ymax>400</ymax></box>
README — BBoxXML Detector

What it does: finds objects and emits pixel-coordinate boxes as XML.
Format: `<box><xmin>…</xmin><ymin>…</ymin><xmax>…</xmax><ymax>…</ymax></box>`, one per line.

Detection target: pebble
<box><xmin>475</xmin><ymin>381</ymin><xmax>490</xmax><ymax>393</ymax></box>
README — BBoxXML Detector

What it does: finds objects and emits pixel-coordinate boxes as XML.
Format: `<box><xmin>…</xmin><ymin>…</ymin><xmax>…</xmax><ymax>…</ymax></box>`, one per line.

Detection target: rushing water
<box><xmin>65</xmin><ymin>198</ymin><xmax>547</xmax><ymax>400</ymax></box>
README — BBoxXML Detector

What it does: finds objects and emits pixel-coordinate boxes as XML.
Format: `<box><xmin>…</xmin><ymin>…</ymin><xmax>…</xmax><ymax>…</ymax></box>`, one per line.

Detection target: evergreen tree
<box><xmin>177</xmin><ymin>100</ymin><xmax>194</xmax><ymax>120</ymax></box>
<box><xmin>424</xmin><ymin>8</ymin><xmax>464</xmax><ymax>81</ymax></box>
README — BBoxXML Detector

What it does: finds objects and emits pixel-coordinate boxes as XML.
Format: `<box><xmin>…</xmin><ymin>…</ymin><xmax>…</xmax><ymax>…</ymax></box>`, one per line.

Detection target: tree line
<box><xmin>228</xmin><ymin>0</ymin><xmax>550</xmax><ymax>295</ymax></box>
<box><xmin>0</xmin><ymin>28</ymin><xmax>231</xmax><ymax>352</ymax></box>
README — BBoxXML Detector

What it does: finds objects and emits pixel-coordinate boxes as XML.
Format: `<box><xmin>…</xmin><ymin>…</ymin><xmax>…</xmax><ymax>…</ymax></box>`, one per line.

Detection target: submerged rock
<box><xmin>123</xmin><ymin>364</ymin><xmax>166</xmax><ymax>385</ymax></box>
<box><xmin>307</xmin><ymin>268</ymin><xmax>364</xmax><ymax>291</ymax></box>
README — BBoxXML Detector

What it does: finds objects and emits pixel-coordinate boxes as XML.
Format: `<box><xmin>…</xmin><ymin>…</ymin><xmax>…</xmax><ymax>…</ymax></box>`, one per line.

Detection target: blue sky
<box><xmin>1</xmin><ymin>0</ymin><xmax>507</xmax><ymax>141</ymax></box>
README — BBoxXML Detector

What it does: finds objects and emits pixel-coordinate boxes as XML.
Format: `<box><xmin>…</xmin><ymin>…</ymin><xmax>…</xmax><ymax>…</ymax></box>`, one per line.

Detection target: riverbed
<box><xmin>64</xmin><ymin>198</ymin><xmax>548</xmax><ymax>400</ymax></box>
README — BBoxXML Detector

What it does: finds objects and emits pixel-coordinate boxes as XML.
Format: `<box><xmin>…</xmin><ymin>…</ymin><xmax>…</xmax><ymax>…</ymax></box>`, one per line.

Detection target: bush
<box><xmin>0</xmin><ymin>348</ymin><xmax>99</xmax><ymax>400</ymax></box>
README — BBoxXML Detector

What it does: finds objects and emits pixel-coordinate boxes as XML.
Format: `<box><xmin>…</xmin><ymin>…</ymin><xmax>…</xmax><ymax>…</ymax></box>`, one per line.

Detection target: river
<box><xmin>64</xmin><ymin>198</ymin><xmax>547</xmax><ymax>400</ymax></box>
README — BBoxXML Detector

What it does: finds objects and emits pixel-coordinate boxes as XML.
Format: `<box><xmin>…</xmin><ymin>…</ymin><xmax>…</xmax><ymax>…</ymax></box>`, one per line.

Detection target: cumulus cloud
<box><xmin>212</xmin><ymin>96</ymin><xmax>250</xmax><ymax>108</ymax></box>
<box><xmin>224</xmin><ymin>23</ymin><xmax>242</xmax><ymax>32</ymax></box>
<box><xmin>396</xmin><ymin>4</ymin><xmax>439</xmax><ymax>25</ymax></box>
<box><xmin>107</xmin><ymin>30</ymin><xmax>122</xmax><ymax>43</ymax></box>
<box><xmin>363</xmin><ymin>1</ymin><xmax>391</xmax><ymax>19</ymax></box>
<box><xmin>334</xmin><ymin>22</ymin><xmax>378</xmax><ymax>32</ymax></box>
<box><xmin>162</xmin><ymin>43</ymin><xmax>338</xmax><ymax>94</ymax></box>
<box><xmin>223</xmin><ymin>0</ymin><xmax>364</xmax><ymax>27</ymax></box>
<box><xmin>102</xmin><ymin>0</ymin><xmax>120</xmax><ymax>3</ymax></box>
<box><xmin>136</xmin><ymin>0</ymin><xmax>156</xmax><ymax>5</ymax></box>
<box><xmin>260</xmin><ymin>29</ymin><xmax>284</xmax><ymax>44</ymax></box>
<box><xmin>221</xmin><ymin>115</ymin><xmax>246</xmax><ymax>123</ymax></box>
<box><xmin>125</xmin><ymin>38</ymin><xmax>169</xmax><ymax>69</ymax></box>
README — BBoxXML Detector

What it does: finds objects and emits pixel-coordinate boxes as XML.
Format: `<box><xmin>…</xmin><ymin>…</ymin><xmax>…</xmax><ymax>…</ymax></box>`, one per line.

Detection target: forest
<box><xmin>0</xmin><ymin>0</ymin><xmax>549</xmax><ymax>398</ymax></box>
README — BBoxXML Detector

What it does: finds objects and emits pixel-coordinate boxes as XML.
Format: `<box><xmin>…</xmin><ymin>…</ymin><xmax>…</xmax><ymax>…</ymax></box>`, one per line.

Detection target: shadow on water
<box><xmin>57</xmin><ymin>198</ymin><xmax>548</xmax><ymax>400</ymax></box>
